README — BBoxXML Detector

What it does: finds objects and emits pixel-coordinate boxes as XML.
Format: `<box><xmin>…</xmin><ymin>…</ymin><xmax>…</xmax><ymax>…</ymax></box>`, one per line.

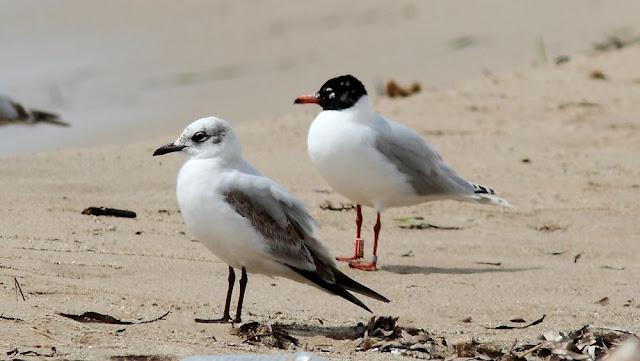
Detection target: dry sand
<box><xmin>2</xmin><ymin>44</ymin><xmax>640</xmax><ymax>359</ymax></box>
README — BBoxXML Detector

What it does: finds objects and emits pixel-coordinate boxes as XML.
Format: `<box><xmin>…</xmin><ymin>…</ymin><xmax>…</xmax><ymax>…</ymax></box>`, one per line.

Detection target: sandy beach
<box><xmin>2</xmin><ymin>35</ymin><xmax>640</xmax><ymax>359</ymax></box>
<box><xmin>2</xmin><ymin>1</ymin><xmax>640</xmax><ymax>360</ymax></box>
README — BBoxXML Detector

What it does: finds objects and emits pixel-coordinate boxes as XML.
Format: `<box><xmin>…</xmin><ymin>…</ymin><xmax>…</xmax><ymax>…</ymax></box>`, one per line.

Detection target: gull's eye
<box><xmin>191</xmin><ymin>131</ymin><xmax>208</xmax><ymax>143</ymax></box>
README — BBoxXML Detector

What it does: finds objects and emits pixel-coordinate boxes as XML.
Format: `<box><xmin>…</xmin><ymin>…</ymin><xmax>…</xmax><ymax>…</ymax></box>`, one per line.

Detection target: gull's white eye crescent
<box><xmin>328</xmin><ymin>92</ymin><xmax>336</xmax><ymax>99</ymax></box>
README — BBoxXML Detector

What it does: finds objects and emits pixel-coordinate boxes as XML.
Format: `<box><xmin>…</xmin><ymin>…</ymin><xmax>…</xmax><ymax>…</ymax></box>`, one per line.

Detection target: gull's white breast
<box><xmin>307</xmin><ymin>110</ymin><xmax>416</xmax><ymax>211</ymax></box>
<box><xmin>176</xmin><ymin>159</ymin><xmax>279</xmax><ymax>274</ymax></box>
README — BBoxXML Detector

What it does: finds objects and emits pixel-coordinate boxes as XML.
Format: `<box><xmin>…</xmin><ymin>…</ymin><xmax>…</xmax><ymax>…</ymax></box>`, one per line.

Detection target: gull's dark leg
<box><xmin>195</xmin><ymin>266</ymin><xmax>235</xmax><ymax>323</ymax></box>
<box><xmin>350</xmin><ymin>212</ymin><xmax>380</xmax><ymax>271</ymax></box>
<box><xmin>336</xmin><ymin>204</ymin><xmax>365</xmax><ymax>262</ymax></box>
<box><xmin>233</xmin><ymin>267</ymin><xmax>248</xmax><ymax>323</ymax></box>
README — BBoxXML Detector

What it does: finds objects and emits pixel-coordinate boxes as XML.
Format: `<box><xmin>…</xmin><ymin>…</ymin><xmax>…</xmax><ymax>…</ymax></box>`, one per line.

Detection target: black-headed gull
<box><xmin>294</xmin><ymin>75</ymin><xmax>510</xmax><ymax>271</ymax></box>
<box><xmin>153</xmin><ymin>116</ymin><xmax>389</xmax><ymax>322</ymax></box>
<box><xmin>0</xmin><ymin>94</ymin><xmax>68</xmax><ymax>126</ymax></box>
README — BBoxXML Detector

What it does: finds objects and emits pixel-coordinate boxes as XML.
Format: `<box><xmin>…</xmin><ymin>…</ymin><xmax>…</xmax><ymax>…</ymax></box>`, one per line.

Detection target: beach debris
<box><xmin>550</xmin><ymin>251</ymin><xmax>565</xmax><ymax>256</ymax></box>
<box><xmin>14</xmin><ymin>277</ymin><xmax>26</xmax><ymax>301</ymax></box>
<box><xmin>400</xmin><ymin>250</ymin><xmax>414</xmax><ymax>257</ymax></box>
<box><xmin>521</xmin><ymin>158</ymin><xmax>531</xmax><ymax>163</ymax></box>
<box><xmin>596</xmin><ymin>297</ymin><xmax>610</xmax><ymax>306</ymax></box>
<box><xmin>385</xmin><ymin>80</ymin><xmax>422</xmax><ymax>98</ymax></box>
<box><xmin>181</xmin><ymin>353</ymin><xmax>325</xmax><ymax>361</ymax></box>
<box><xmin>318</xmin><ymin>200</ymin><xmax>355</xmax><ymax>211</ymax></box>
<box><xmin>0</xmin><ymin>314</ymin><xmax>23</xmax><ymax>322</ymax></box>
<box><xmin>486</xmin><ymin>314</ymin><xmax>546</xmax><ymax>330</ymax></box>
<box><xmin>231</xmin><ymin>322</ymin><xmax>299</xmax><ymax>350</ymax></box>
<box><xmin>590</xmin><ymin>69</ymin><xmax>607</xmax><ymax>80</ymax></box>
<box><xmin>461</xmin><ymin>317</ymin><xmax>473</xmax><ymax>323</ymax></box>
<box><xmin>349</xmin><ymin>317</ymin><xmax>639</xmax><ymax>360</ymax></box>
<box><xmin>574</xmin><ymin>253</ymin><xmax>583</xmax><ymax>263</ymax></box>
<box><xmin>602</xmin><ymin>265</ymin><xmax>625</xmax><ymax>271</ymax></box>
<box><xmin>82</xmin><ymin>207</ymin><xmax>137</xmax><ymax>218</ymax></box>
<box><xmin>57</xmin><ymin>310</ymin><xmax>170</xmax><ymax>325</ymax></box>
<box><xmin>525</xmin><ymin>326</ymin><xmax>640</xmax><ymax>360</ymax></box>
<box><xmin>354</xmin><ymin>316</ymin><xmax>448</xmax><ymax>357</ymax></box>
<box><xmin>6</xmin><ymin>346</ymin><xmax>57</xmax><ymax>358</ymax></box>
<box><xmin>533</xmin><ymin>223</ymin><xmax>567</xmax><ymax>232</ymax></box>
<box><xmin>110</xmin><ymin>356</ymin><xmax>176</xmax><ymax>361</ymax></box>
<box><xmin>476</xmin><ymin>261</ymin><xmax>502</xmax><ymax>267</ymax></box>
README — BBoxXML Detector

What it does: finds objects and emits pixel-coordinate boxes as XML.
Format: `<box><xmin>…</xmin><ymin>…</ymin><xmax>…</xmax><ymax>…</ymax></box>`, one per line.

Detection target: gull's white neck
<box><xmin>321</xmin><ymin>95</ymin><xmax>375</xmax><ymax>124</ymax></box>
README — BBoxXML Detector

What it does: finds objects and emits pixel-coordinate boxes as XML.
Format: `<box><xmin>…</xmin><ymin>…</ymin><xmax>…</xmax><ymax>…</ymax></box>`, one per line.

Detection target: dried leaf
<box><xmin>57</xmin><ymin>311</ymin><xmax>169</xmax><ymax>325</ymax></box>
<box><xmin>82</xmin><ymin>207</ymin><xmax>137</xmax><ymax>218</ymax></box>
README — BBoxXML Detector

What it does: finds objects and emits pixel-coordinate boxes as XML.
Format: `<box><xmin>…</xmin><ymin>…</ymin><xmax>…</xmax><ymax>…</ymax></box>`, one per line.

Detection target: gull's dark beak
<box><xmin>153</xmin><ymin>143</ymin><xmax>187</xmax><ymax>156</ymax></box>
<box><xmin>294</xmin><ymin>94</ymin><xmax>320</xmax><ymax>105</ymax></box>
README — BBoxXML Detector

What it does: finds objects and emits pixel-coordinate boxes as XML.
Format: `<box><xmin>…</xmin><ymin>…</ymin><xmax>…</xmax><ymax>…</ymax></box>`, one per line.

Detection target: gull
<box><xmin>294</xmin><ymin>74</ymin><xmax>511</xmax><ymax>271</ymax></box>
<box><xmin>153</xmin><ymin>116</ymin><xmax>389</xmax><ymax>322</ymax></box>
<box><xmin>0</xmin><ymin>94</ymin><xmax>68</xmax><ymax>127</ymax></box>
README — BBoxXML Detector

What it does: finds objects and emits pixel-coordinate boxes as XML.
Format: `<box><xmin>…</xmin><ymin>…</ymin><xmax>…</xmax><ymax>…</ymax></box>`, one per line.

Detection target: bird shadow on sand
<box><xmin>381</xmin><ymin>264</ymin><xmax>538</xmax><ymax>275</ymax></box>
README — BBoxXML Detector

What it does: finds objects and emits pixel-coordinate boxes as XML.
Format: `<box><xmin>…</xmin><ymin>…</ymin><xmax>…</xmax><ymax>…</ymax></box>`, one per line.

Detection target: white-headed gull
<box><xmin>153</xmin><ymin>116</ymin><xmax>389</xmax><ymax>322</ymax></box>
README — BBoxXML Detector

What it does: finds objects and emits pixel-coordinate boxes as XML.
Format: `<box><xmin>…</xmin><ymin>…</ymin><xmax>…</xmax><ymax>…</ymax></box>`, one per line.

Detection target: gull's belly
<box><xmin>176</xmin><ymin>163</ymin><xmax>276</xmax><ymax>273</ymax></box>
<box><xmin>308</xmin><ymin>117</ymin><xmax>414</xmax><ymax>210</ymax></box>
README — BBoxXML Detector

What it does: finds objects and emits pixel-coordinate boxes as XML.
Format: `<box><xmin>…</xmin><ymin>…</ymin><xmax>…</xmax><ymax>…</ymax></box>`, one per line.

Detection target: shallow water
<box><xmin>1</xmin><ymin>0</ymin><xmax>638</xmax><ymax>155</ymax></box>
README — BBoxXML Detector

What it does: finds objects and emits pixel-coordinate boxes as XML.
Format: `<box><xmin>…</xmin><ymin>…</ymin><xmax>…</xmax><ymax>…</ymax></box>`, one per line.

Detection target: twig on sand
<box><xmin>0</xmin><ymin>314</ymin><xmax>24</xmax><ymax>322</ymax></box>
<box><xmin>14</xmin><ymin>277</ymin><xmax>26</xmax><ymax>301</ymax></box>
<box><xmin>486</xmin><ymin>314</ymin><xmax>546</xmax><ymax>330</ymax></box>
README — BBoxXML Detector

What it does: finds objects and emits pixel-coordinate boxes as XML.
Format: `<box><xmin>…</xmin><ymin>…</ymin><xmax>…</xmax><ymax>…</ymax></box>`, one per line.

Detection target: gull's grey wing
<box><xmin>222</xmin><ymin>172</ymin><xmax>391</xmax><ymax>307</ymax></box>
<box><xmin>373</xmin><ymin>116</ymin><xmax>475</xmax><ymax>196</ymax></box>
<box><xmin>222</xmin><ymin>174</ymin><xmax>335</xmax><ymax>282</ymax></box>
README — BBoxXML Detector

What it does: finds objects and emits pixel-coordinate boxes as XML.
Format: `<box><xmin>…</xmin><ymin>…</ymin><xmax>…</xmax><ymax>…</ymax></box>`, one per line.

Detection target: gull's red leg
<box><xmin>336</xmin><ymin>204</ymin><xmax>365</xmax><ymax>262</ymax></box>
<box><xmin>349</xmin><ymin>212</ymin><xmax>380</xmax><ymax>271</ymax></box>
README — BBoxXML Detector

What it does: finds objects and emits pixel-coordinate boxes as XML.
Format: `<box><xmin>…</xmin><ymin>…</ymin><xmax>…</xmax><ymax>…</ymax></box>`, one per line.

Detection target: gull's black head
<box><xmin>294</xmin><ymin>74</ymin><xmax>367</xmax><ymax>111</ymax></box>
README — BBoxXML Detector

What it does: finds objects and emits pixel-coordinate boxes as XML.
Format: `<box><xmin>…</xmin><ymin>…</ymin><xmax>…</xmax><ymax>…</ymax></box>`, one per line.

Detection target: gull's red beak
<box><xmin>294</xmin><ymin>94</ymin><xmax>320</xmax><ymax>105</ymax></box>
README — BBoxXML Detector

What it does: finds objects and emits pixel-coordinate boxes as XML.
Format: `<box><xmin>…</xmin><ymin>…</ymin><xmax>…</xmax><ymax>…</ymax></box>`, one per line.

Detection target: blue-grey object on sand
<box><xmin>182</xmin><ymin>352</ymin><xmax>326</xmax><ymax>361</ymax></box>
